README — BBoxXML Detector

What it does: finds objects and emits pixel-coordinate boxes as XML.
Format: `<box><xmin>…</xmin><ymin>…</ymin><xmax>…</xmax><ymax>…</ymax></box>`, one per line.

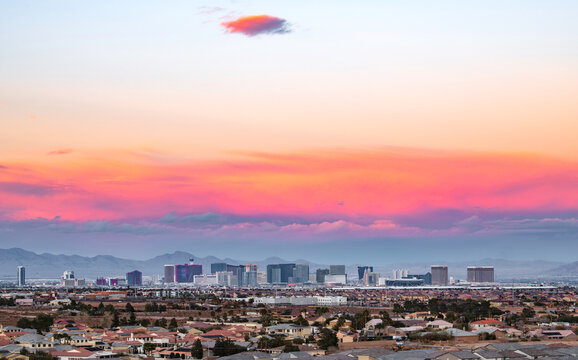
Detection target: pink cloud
<box><xmin>221</xmin><ymin>15</ymin><xmax>291</xmax><ymax>36</ymax></box>
<box><xmin>1</xmin><ymin>147</ymin><xmax>577</xmax><ymax>224</ymax></box>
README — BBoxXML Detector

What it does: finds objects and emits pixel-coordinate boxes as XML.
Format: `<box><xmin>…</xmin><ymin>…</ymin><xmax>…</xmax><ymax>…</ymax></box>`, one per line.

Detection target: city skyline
<box><xmin>1</xmin><ymin>1</ymin><xmax>578</xmax><ymax>262</ymax></box>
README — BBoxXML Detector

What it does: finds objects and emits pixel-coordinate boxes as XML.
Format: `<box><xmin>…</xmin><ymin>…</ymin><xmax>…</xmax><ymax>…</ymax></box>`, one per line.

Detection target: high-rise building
<box><xmin>330</xmin><ymin>265</ymin><xmax>346</xmax><ymax>275</ymax></box>
<box><xmin>292</xmin><ymin>264</ymin><xmax>310</xmax><ymax>283</ymax></box>
<box><xmin>126</xmin><ymin>270</ymin><xmax>143</xmax><ymax>286</ymax></box>
<box><xmin>17</xmin><ymin>266</ymin><xmax>25</xmax><ymax>287</ymax></box>
<box><xmin>364</xmin><ymin>271</ymin><xmax>379</xmax><ymax>286</ymax></box>
<box><xmin>405</xmin><ymin>272</ymin><xmax>432</xmax><ymax>285</ymax></box>
<box><xmin>62</xmin><ymin>270</ymin><xmax>75</xmax><ymax>280</ymax></box>
<box><xmin>164</xmin><ymin>264</ymin><xmax>175</xmax><ymax>283</ymax></box>
<box><xmin>316</xmin><ymin>268</ymin><xmax>329</xmax><ymax>283</ymax></box>
<box><xmin>357</xmin><ymin>266</ymin><xmax>373</xmax><ymax>281</ymax></box>
<box><xmin>467</xmin><ymin>266</ymin><xmax>494</xmax><ymax>283</ymax></box>
<box><xmin>245</xmin><ymin>264</ymin><xmax>258</xmax><ymax>272</ymax></box>
<box><xmin>210</xmin><ymin>263</ymin><xmax>258</xmax><ymax>286</ymax></box>
<box><xmin>267</xmin><ymin>264</ymin><xmax>295</xmax><ymax>284</ymax></box>
<box><xmin>175</xmin><ymin>260</ymin><xmax>203</xmax><ymax>283</ymax></box>
<box><xmin>392</xmin><ymin>269</ymin><xmax>409</xmax><ymax>280</ymax></box>
<box><xmin>96</xmin><ymin>278</ymin><xmax>107</xmax><ymax>286</ymax></box>
<box><xmin>175</xmin><ymin>264</ymin><xmax>187</xmax><ymax>283</ymax></box>
<box><xmin>431</xmin><ymin>265</ymin><xmax>448</xmax><ymax>286</ymax></box>
<box><xmin>211</xmin><ymin>263</ymin><xmax>228</xmax><ymax>274</ymax></box>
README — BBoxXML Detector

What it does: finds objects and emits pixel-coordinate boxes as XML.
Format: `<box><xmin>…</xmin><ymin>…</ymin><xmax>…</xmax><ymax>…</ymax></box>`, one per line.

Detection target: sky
<box><xmin>1</xmin><ymin>0</ymin><xmax>577</xmax><ymax>263</ymax></box>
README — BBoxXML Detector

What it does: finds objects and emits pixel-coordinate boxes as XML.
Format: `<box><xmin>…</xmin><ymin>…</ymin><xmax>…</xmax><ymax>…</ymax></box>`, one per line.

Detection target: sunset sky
<box><xmin>1</xmin><ymin>1</ymin><xmax>577</xmax><ymax>262</ymax></box>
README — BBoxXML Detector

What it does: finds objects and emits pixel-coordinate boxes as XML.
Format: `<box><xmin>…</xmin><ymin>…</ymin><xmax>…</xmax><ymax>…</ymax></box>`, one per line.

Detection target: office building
<box><xmin>210</xmin><ymin>263</ymin><xmax>258</xmax><ymax>287</ymax></box>
<box><xmin>330</xmin><ymin>265</ymin><xmax>346</xmax><ymax>275</ymax></box>
<box><xmin>431</xmin><ymin>265</ymin><xmax>449</xmax><ymax>286</ymax></box>
<box><xmin>358</xmin><ymin>266</ymin><xmax>373</xmax><ymax>281</ymax></box>
<box><xmin>126</xmin><ymin>270</ymin><xmax>143</xmax><ymax>286</ymax></box>
<box><xmin>292</xmin><ymin>264</ymin><xmax>310</xmax><ymax>283</ymax></box>
<box><xmin>393</xmin><ymin>269</ymin><xmax>409</xmax><ymax>280</ymax></box>
<box><xmin>242</xmin><ymin>269</ymin><xmax>258</xmax><ymax>287</ymax></box>
<box><xmin>96</xmin><ymin>278</ymin><xmax>107</xmax><ymax>286</ymax></box>
<box><xmin>467</xmin><ymin>266</ymin><xmax>494</xmax><ymax>283</ymax></box>
<box><xmin>211</xmin><ymin>263</ymin><xmax>228</xmax><ymax>274</ymax></box>
<box><xmin>17</xmin><ymin>266</ymin><xmax>25</xmax><ymax>287</ymax></box>
<box><xmin>267</xmin><ymin>264</ymin><xmax>295</xmax><ymax>284</ymax></box>
<box><xmin>175</xmin><ymin>259</ymin><xmax>203</xmax><ymax>283</ymax></box>
<box><xmin>193</xmin><ymin>274</ymin><xmax>218</xmax><ymax>286</ymax></box>
<box><xmin>324</xmin><ymin>274</ymin><xmax>347</xmax><ymax>284</ymax></box>
<box><xmin>245</xmin><ymin>264</ymin><xmax>258</xmax><ymax>272</ymax></box>
<box><xmin>316</xmin><ymin>268</ymin><xmax>329</xmax><ymax>283</ymax></box>
<box><xmin>164</xmin><ymin>264</ymin><xmax>175</xmax><ymax>283</ymax></box>
<box><xmin>405</xmin><ymin>272</ymin><xmax>432</xmax><ymax>285</ymax></box>
<box><xmin>63</xmin><ymin>270</ymin><xmax>75</xmax><ymax>280</ymax></box>
<box><xmin>363</xmin><ymin>271</ymin><xmax>379</xmax><ymax>286</ymax></box>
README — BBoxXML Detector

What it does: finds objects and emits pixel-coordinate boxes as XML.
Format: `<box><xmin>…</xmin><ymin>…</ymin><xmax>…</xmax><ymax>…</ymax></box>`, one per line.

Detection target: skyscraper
<box><xmin>330</xmin><ymin>265</ymin><xmax>346</xmax><ymax>275</ymax></box>
<box><xmin>293</xmin><ymin>264</ymin><xmax>310</xmax><ymax>283</ymax></box>
<box><xmin>431</xmin><ymin>265</ymin><xmax>448</xmax><ymax>286</ymax></box>
<box><xmin>164</xmin><ymin>264</ymin><xmax>175</xmax><ymax>283</ymax></box>
<box><xmin>17</xmin><ymin>266</ymin><xmax>25</xmax><ymax>287</ymax></box>
<box><xmin>175</xmin><ymin>260</ymin><xmax>203</xmax><ymax>283</ymax></box>
<box><xmin>467</xmin><ymin>266</ymin><xmax>494</xmax><ymax>283</ymax></box>
<box><xmin>316</xmin><ymin>268</ymin><xmax>329</xmax><ymax>283</ymax></box>
<box><xmin>211</xmin><ymin>263</ymin><xmax>228</xmax><ymax>274</ymax></box>
<box><xmin>357</xmin><ymin>266</ymin><xmax>373</xmax><ymax>280</ymax></box>
<box><xmin>266</xmin><ymin>264</ymin><xmax>295</xmax><ymax>284</ymax></box>
<box><xmin>126</xmin><ymin>270</ymin><xmax>143</xmax><ymax>286</ymax></box>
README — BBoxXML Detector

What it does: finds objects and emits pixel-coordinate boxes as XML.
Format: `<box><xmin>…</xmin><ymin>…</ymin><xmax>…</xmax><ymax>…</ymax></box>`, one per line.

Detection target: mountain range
<box><xmin>0</xmin><ymin>248</ymin><xmax>574</xmax><ymax>281</ymax></box>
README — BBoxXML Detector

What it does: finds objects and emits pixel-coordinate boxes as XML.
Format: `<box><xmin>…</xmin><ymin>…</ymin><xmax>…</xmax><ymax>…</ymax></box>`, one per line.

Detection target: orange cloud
<box><xmin>221</xmin><ymin>15</ymin><xmax>290</xmax><ymax>36</ymax></box>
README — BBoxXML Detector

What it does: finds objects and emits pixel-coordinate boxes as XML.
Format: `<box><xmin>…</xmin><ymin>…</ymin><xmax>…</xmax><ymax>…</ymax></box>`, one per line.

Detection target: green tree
<box><xmin>169</xmin><ymin>318</ymin><xmax>178</xmax><ymax>331</ymax></box>
<box><xmin>17</xmin><ymin>314</ymin><xmax>54</xmax><ymax>333</ymax></box>
<box><xmin>283</xmin><ymin>343</ymin><xmax>299</xmax><ymax>352</ymax></box>
<box><xmin>129</xmin><ymin>312</ymin><xmax>137</xmax><ymax>325</ymax></box>
<box><xmin>522</xmin><ymin>307</ymin><xmax>536</xmax><ymax>319</ymax></box>
<box><xmin>317</xmin><ymin>328</ymin><xmax>338</xmax><ymax>350</ymax></box>
<box><xmin>212</xmin><ymin>338</ymin><xmax>245</xmax><ymax>357</ymax></box>
<box><xmin>191</xmin><ymin>339</ymin><xmax>203</xmax><ymax>359</ymax></box>
<box><xmin>393</xmin><ymin>304</ymin><xmax>404</xmax><ymax>315</ymax></box>
<box><xmin>111</xmin><ymin>312</ymin><xmax>120</xmax><ymax>328</ymax></box>
<box><xmin>125</xmin><ymin>303</ymin><xmax>135</xmax><ymax>313</ymax></box>
<box><xmin>143</xmin><ymin>343</ymin><xmax>156</xmax><ymax>354</ymax></box>
<box><xmin>293</xmin><ymin>315</ymin><xmax>309</xmax><ymax>326</ymax></box>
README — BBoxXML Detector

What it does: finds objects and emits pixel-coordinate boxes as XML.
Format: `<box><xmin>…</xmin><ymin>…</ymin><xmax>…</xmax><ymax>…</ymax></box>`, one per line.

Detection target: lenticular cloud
<box><xmin>221</xmin><ymin>15</ymin><xmax>291</xmax><ymax>36</ymax></box>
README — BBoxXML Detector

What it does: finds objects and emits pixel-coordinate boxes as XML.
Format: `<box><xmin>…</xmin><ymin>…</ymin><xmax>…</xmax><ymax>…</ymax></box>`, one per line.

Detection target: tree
<box><xmin>260</xmin><ymin>314</ymin><xmax>273</xmax><ymax>327</ymax></box>
<box><xmin>191</xmin><ymin>339</ymin><xmax>203</xmax><ymax>359</ymax></box>
<box><xmin>111</xmin><ymin>312</ymin><xmax>120</xmax><ymax>328</ymax></box>
<box><xmin>212</xmin><ymin>338</ymin><xmax>245</xmax><ymax>357</ymax></box>
<box><xmin>393</xmin><ymin>304</ymin><xmax>404</xmax><ymax>316</ymax></box>
<box><xmin>283</xmin><ymin>343</ymin><xmax>299</xmax><ymax>352</ymax></box>
<box><xmin>129</xmin><ymin>312</ymin><xmax>137</xmax><ymax>325</ymax></box>
<box><xmin>315</xmin><ymin>307</ymin><xmax>329</xmax><ymax>315</ymax></box>
<box><xmin>169</xmin><ymin>318</ymin><xmax>178</xmax><ymax>331</ymax></box>
<box><xmin>374</xmin><ymin>322</ymin><xmax>385</xmax><ymax>336</ymax></box>
<box><xmin>125</xmin><ymin>303</ymin><xmax>135</xmax><ymax>313</ymax></box>
<box><xmin>143</xmin><ymin>343</ymin><xmax>156</xmax><ymax>354</ymax></box>
<box><xmin>293</xmin><ymin>315</ymin><xmax>309</xmax><ymax>326</ymax></box>
<box><xmin>17</xmin><ymin>314</ymin><xmax>54</xmax><ymax>333</ymax></box>
<box><xmin>522</xmin><ymin>307</ymin><xmax>536</xmax><ymax>319</ymax></box>
<box><xmin>317</xmin><ymin>328</ymin><xmax>338</xmax><ymax>350</ymax></box>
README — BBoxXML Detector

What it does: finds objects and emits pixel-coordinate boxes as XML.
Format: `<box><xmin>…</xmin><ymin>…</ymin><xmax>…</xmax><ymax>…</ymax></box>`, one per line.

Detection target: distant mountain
<box><xmin>0</xmin><ymin>248</ymin><xmax>324</xmax><ymax>280</ymax></box>
<box><xmin>544</xmin><ymin>261</ymin><xmax>578</xmax><ymax>277</ymax></box>
<box><xmin>0</xmin><ymin>248</ymin><xmax>572</xmax><ymax>281</ymax></box>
